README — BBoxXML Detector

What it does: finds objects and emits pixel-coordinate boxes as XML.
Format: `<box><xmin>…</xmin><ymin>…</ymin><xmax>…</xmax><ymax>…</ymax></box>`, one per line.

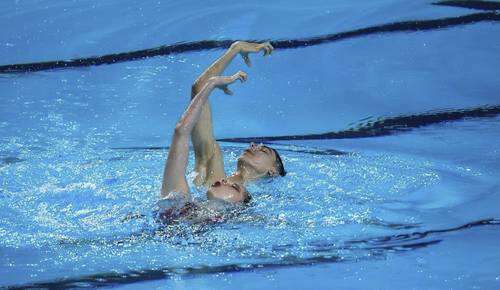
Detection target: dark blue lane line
<box><xmin>5</xmin><ymin>218</ymin><xmax>499</xmax><ymax>290</ymax></box>
<box><xmin>110</xmin><ymin>144</ymin><xmax>348</xmax><ymax>156</ymax></box>
<box><xmin>1</xmin><ymin>12</ymin><xmax>499</xmax><ymax>74</ymax></box>
<box><xmin>433</xmin><ymin>0</ymin><xmax>500</xmax><ymax>11</ymax></box>
<box><xmin>218</xmin><ymin>105</ymin><xmax>500</xmax><ymax>143</ymax></box>
<box><xmin>0</xmin><ymin>156</ymin><xmax>24</xmax><ymax>165</ymax></box>
<box><xmin>347</xmin><ymin>218</ymin><xmax>500</xmax><ymax>246</ymax></box>
<box><xmin>110</xmin><ymin>105</ymin><xmax>500</xmax><ymax>149</ymax></box>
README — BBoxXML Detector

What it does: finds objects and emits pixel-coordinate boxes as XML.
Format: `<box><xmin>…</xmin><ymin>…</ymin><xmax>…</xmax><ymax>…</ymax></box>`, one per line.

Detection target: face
<box><xmin>237</xmin><ymin>143</ymin><xmax>278</xmax><ymax>178</ymax></box>
<box><xmin>206</xmin><ymin>179</ymin><xmax>248</xmax><ymax>203</ymax></box>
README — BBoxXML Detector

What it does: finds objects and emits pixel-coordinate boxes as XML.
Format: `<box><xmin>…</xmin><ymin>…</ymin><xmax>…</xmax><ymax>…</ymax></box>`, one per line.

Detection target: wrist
<box><xmin>229</xmin><ymin>41</ymin><xmax>242</xmax><ymax>53</ymax></box>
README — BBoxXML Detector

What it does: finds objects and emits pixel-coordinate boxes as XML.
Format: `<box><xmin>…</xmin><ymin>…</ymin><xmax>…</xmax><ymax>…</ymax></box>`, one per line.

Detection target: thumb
<box><xmin>242</xmin><ymin>54</ymin><xmax>252</xmax><ymax>67</ymax></box>
<box><xmin>223</xmin><ymin>86</ymin><xmax>233</xmax><ymax>95</ymax></box>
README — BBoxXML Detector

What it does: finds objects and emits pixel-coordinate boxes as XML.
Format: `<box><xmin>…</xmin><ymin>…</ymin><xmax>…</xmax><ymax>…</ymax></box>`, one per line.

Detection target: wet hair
<box><xmin>243</xmin><ymin>192</ymin><xmax>252</xmax><ymax>204</ymax></box>
<box><xmin>268</xmin><ymin>147</ymin><xmax>286</xmax><ymax>177</ymax></box>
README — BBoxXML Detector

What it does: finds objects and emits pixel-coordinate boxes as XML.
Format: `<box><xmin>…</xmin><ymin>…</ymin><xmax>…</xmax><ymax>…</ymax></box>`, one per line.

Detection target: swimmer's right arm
<box><xmin>191</xmin><ymin>41</ymin><xmax>273</xmax><ymax>186</ymax></box>
<box><xmin>161</xmin><ymin>71</ymin><xmax>248</xmax><ymax>199</ymax></box>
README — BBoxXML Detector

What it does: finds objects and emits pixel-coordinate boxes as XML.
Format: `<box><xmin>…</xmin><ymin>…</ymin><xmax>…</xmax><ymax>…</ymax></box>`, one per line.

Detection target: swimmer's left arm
<box><xmin>191</xmin><ymin>41</ymin><xmax>273</xmax><ymax>186</ymax></box>
<box><xmin>161</xmin><ymin>72</ymin><xmax>248</xmax><ymax>199</ymax></box>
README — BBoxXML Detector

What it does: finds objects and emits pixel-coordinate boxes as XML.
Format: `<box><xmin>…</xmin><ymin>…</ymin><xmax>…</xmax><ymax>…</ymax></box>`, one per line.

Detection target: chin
<box><xmin>207</xmin><ymin>188</ymin><xmax>242</xmax><ymax>203</ymax></box>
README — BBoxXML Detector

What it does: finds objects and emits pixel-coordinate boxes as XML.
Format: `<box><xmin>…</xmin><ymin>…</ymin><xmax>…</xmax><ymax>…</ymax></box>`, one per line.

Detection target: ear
<box><xmin>267</xmin><ymin>168</ymin><xmax>278</xmax><ymax>177</ymax></box>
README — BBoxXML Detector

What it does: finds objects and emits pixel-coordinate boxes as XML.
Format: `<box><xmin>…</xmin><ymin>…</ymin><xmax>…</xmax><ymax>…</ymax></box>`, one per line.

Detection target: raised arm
<box><xmin>191</xmin><ymin>41</ymin><xmax>273</xmax><ymax>186</ymax></box>
<box><xmin>161</xmin><ymin>72</ymin><xmax>247</xmax><ymax>199</ymax></box>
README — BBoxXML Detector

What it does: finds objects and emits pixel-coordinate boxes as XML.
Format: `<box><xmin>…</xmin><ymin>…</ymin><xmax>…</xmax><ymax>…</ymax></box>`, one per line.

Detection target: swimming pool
<box><xmin>1</xmin><ymin>0</ymin><xmax>500</xmax><ymax>289</ymax></box>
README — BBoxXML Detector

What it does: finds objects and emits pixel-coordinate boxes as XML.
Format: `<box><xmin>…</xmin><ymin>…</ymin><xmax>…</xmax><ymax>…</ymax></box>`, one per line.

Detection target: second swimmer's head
<box><xmin>206</xmin><ymin>143</ymin><xmax>285</xmax><ymax>204</ymax></box>
<box><xmin>237</xmin><ymin>143</ymin><xmax>286</xmax><ymax>179</ymax></box>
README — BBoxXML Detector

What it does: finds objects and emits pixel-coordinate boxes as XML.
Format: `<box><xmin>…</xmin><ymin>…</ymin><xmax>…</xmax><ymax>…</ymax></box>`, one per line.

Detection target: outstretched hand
<box><xmin>231</xmin><ymin>41</ymin><xmax>274</xmax><ymax>67</ymax></box>
<box><xmin>210</xmin><ymin>71</ymin><xmax>248</xmax><ymax>95</ymax></box>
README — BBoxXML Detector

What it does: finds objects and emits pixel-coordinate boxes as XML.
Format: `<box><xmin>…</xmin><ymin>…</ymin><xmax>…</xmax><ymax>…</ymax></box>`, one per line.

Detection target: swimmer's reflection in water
<box><xmin>158</xmin><ymin>41</ymin><xmax>286</xmax><ymax>224</ymax></box>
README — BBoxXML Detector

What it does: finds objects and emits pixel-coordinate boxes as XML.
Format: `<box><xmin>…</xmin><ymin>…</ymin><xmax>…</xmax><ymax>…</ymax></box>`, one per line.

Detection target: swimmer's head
<box><xmin>237</xmin><ymin>143</ymin><xmax>286</xmax><ymax>179</ymax></box>
<box><xmin>206</xmin><ymin>178</ymin><xmax>251</xmax><ymax>204</ymax></box>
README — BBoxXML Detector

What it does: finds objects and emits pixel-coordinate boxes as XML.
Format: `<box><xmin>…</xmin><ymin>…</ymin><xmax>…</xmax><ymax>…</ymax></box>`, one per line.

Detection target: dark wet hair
<box><xmin>268</xmin><ymin>147</ymin><xmax>286</xmax><ymax>177</ymax></box>
<box><xmin>243</xmin><ymin>192</ymin><xmax>252</xmax><ymax>204</ymax></box>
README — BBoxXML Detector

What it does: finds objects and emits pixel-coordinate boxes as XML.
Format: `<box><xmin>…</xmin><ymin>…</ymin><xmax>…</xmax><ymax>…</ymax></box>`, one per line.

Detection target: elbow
<box><xmin>193</xmin><ymin>77</ymin><xmax>215</xmax><ymax>94</ymax></box>
<box><xmin>230</xmin><ymin>41</ymin><xmax>242</xmax><ymax>51</ymax></box>
<box><xmin>193</xmin><ymin>79</ymin><xmax>215</xmax><ymax>96</ymax></box>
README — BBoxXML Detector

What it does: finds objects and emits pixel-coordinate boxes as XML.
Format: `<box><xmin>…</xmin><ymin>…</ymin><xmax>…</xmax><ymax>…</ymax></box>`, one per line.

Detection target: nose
<box><xmin>250</xmin><ymin>142</ymin><xmax>257</xmax><ymax>150</ymax></box>
<box><xmin>213</xmin><ymin>181</ymin><xmax>221</xmax><ymax>187</ymax></box>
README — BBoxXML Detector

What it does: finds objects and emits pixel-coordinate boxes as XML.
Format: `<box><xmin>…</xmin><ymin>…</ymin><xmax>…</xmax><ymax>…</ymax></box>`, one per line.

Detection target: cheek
<box><xmin>252</xmin><ymin>155</ymin><xmax>273</xmax><ymax>171</ymax></box>
<box><xmin>206</xmin><ymin>189</ymin><xmax>215</xmax><ymax>200</ymax></box>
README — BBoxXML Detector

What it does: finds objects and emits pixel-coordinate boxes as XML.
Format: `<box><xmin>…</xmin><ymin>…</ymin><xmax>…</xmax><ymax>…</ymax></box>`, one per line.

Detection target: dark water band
<box><xmin>433</xmin><ymin>0</ymin><xmax>500</xmax><ymax>11</ymax></box>
<box><xmin>218</xmin><ymin>105</ymin><xmax>500</xmax><ymax>143</ymax></box>
<box><xmin>110</xmin><ymin>145</ymin><xmax>348</xmax><ymax>156</ymax></box>
<box><xmin>5</xmin><ymin>218</ymin><xmax>499</xmax><ymax>289</ymax></box>
<box><xmin>109</xmin><ymin>106</ymin><xmax>500</xmax><ymax>149</ymax></box>
<box><xmin>1</xmin><ymin>12</ymin><xmax>499</xmax><ymax>74</ymax></box>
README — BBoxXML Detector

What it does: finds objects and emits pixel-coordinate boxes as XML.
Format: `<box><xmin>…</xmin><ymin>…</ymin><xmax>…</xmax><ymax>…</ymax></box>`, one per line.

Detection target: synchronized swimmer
<box><xmin>158</xmin><ymin>41</ymin><xmax>286</xmax><ymax>222</ymax></box>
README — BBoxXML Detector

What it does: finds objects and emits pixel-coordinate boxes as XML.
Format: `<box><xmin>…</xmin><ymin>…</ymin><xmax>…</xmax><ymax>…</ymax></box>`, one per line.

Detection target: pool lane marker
<box><xmin>433</xmin><ymin>0</ymin><xmax>500</xmax><ymax>11</ymax></box>
<box><xmin>110</xmin><ymin>144</ymin><xmax>348</xmax><ymax>156</ymax></box>
<box><xmin>218</xmin><ymin>105</ymin><xmax>500</xmax><ymax>143</ymax></box>
<box><xmin>0</xmin><ymin>12</ymin><xmax>499</xmax><ymax>74</ymax></box>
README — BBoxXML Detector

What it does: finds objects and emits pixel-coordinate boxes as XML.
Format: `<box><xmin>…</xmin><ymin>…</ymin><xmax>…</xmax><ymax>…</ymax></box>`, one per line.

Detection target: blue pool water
<box><xmin>1</xmin><ymin>1</ymin><xmax>500</xmax><ymax>289</ymax></box>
